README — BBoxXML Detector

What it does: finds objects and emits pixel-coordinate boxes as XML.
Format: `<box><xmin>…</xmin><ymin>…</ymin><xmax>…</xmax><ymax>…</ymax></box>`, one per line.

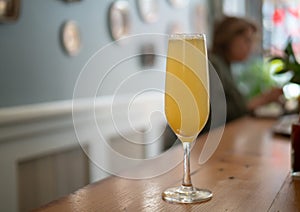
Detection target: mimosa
<box><xmin>165</xmin><ymin>35</ymin><xmax>209</xmax><ymax>142</ymax></box>
<box><xmin>162</xmin><ymin>33</ymin><xmax>212</xmax><ymax>204</ymax></box>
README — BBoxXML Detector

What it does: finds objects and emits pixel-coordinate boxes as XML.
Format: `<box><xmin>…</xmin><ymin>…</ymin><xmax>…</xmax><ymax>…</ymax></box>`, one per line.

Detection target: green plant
<box><xmin>269</xmin><ymin>37</ymin><xmax>300</xmax><ymax>84</ymax></box>
<box><xmin>235</xmin><ymin>58</ymin><xmax>277</xmax><ymax>99</ymax></box>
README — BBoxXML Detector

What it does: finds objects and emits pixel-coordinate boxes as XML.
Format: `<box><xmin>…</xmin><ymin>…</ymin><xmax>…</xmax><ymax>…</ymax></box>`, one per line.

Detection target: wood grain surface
<box><xmin>35</xmin><ymin>117</ymin><xmax>299</xmax><ymax>212</ymax></box>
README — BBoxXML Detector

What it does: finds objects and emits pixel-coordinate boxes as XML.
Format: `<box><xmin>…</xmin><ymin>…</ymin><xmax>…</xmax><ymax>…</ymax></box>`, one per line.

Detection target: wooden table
<box><xmin>35</xmin><ymin>117</ymin><xmax>300</xmax><ymax>211</ymax></box>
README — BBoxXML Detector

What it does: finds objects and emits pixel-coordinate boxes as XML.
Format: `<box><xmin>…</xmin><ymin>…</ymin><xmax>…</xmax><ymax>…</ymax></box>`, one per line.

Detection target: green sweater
<box><xmin>209</xmin><ymin>53</ymin><xmax>248</xmax><ymax>122</ymax></box>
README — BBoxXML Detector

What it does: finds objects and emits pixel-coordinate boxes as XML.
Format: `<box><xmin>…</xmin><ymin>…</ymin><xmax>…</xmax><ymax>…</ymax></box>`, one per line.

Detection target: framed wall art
<box><xmin>61</xmin><ymin>21</ymin><xmax>81</xmax><ymax>56</ymax></box>
<box><xmin>137</xmin><ymin>0</ymin><xmax>159</xmax><ymax>23</ymax></box>
<box><xmin>108</xmin><ymin>0</ymin><xmax>131</xmax><ymax>41</ymax></box>
<box><xmin>140</xmin><ymin>43</ymin><xmax>156</xmax><ymax>67</ymax></box>
<box><xmin>0</xmin><ymin>0</ymin><xmax>20</xmax><ymax>23</ymax></box>
<box><xmin>167</xmin><ymin>0</ymin><xmax>188</xmax><ymax>9</ymax></box>
<box><xmin>192</xmin><ymin>3</ymin><xmax>208</xmax><ymax>34</ymax></box>
<box><xmin>62</xmin><ymin>0</ymin><xmax>81</xmax><ymax>2</ymax></box>
<box><xmin>167</xmin><ymin>21</ymin><xmax>184</xmax><ymax>34</ymax></box>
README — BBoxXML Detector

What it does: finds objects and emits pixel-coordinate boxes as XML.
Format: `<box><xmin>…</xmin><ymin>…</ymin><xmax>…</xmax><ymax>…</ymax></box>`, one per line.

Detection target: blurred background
<box><xmin>0</xmin><ymin>0</ymin><xmax>300</xmax><ymax>211</ymax></box>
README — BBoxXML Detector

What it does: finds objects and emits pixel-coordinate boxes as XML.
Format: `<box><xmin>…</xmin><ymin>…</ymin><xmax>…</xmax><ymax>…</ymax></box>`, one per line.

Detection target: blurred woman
<box><xmin>209</xmin><ymin>16</ymin><xmax>282</xmax><ymax>122</ymax></box>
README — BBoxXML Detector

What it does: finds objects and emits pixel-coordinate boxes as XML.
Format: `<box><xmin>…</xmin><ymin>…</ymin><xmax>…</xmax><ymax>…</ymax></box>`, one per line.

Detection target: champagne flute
<box><xmin>162</xmin><ymin>33</ymin><xmax>212</xmax><ymax>203</ymax></box>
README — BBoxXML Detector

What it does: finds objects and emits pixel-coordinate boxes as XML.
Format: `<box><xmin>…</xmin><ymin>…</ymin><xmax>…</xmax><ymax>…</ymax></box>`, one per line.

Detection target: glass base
<box><xmin>162</xmin><ymin>185</ymin><xmax>212</xmax><ymax>204</ymax></box>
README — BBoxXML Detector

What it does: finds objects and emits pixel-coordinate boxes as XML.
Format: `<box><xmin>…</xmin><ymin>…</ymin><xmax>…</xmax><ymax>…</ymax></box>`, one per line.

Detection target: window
<box><xmin>263</xmin><ymin>0</ymin><xmax>300</xmax><ymax>60</ymax></box>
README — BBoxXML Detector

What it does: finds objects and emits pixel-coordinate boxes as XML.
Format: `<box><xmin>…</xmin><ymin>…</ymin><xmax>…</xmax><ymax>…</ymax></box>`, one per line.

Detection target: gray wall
<box><xmin>0</xmin><ymin>0</ymin><xmax>208</xmax><ymax>108</ymax></box>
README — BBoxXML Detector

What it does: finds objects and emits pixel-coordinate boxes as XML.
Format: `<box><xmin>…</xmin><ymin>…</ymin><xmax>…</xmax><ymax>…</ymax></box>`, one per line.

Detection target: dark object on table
<box><xmin>272</xmin><ymin>114</ymin><xmax>299</xmax><ymax>136</ymax></box>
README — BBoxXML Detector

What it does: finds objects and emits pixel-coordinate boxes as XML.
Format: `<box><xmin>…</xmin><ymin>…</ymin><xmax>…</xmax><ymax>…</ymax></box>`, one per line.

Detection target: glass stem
<box><xmin>182</xmin><ymin>142</ymin><xmax>192</xmax><ymax>187</ymax></box>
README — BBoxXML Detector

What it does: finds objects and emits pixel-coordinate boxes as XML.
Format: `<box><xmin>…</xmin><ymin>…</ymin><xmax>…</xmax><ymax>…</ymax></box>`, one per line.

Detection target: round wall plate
<box><xmin>0</xmin><ymin>0</ymin><xmax>20</xmax><ymax>23</ymax></box>
<box><xmin>61</xmin><ymin>21</ymin><xmax>81</xmax><ymax>56</ymax></box>
<box><xmin>192</xmin><ymin>3</ymin><xmax>208</xmax><ymax>34</ymax></box>
<box><xmin>108</xmin><ymin>0</ymin><xmax>131</xmax><ymax>41</ymax></box>
<box><xmin>167</xmin><ymin>21</ymin><xmax>184</xmax><ymax>34</ymax></box>
<box><xmin>137</xmin><ymin>0</ymin><xmax>159</xmax><ymax>23</ymax></box>
<box><xmin>168</xmin><ymin>0</ymin><xmax>189</xmax><ymax>8</ymax></box>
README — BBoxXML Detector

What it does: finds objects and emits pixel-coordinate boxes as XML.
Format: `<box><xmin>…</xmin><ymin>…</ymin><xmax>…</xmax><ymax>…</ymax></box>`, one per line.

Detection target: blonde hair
<box><xmin>212</xmin><ymin>16</ymin><xmax>257</xmax><ymax>58</ymax></box>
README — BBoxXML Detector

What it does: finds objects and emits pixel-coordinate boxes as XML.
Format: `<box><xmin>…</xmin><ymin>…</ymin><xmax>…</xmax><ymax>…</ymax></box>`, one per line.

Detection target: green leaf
<box><xmin>284</xmin><ymin>37</ymin><xmax>299</xmax><ymax>65</ymax></box>
<box><xmin>290</xmin><ymin>74</ymin><xmax>300</xmax><ymax>84</ymax></box>
<box><xmin>273</xmin><ymin>68</ymin><xmax>290</xmax><ymax>75</ymax></box>
<box><xmin>286</xmin><ymin>63</ymin><xmax>300</xmax><ymax>72</ymax></box>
